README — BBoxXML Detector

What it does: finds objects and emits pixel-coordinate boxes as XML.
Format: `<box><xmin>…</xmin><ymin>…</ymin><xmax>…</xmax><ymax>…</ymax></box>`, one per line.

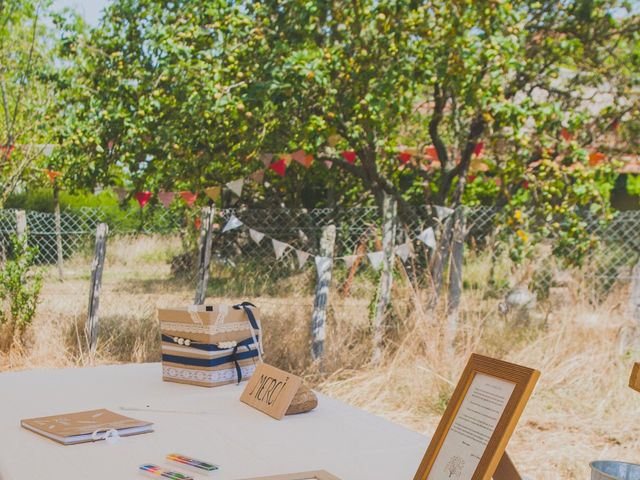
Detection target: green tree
<box><xmin>0</xmin><ymin>0</ymin><xmax>54</xmax><ymax>206</ymax></box>
<box><xmin>51</xmin><ymin>0</ymin><xmax>262</xmax><ymax>202</ymax></box>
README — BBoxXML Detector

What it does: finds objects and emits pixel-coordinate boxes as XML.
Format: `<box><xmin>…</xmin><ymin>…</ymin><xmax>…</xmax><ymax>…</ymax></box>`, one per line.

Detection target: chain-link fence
<box><xmin>1</xmin><ymin>205</ymin><xmax>639</xmax><ymax>300</ymax></box>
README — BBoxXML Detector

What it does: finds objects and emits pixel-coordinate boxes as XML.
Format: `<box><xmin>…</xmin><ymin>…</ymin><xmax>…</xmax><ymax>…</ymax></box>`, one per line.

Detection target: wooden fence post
<box><xmin>194</xmin><ymin>206</ymin><xmax>216</xmax><ymax>305</ymax></box>
<box><xmin>311</xmin><ymin>224</ymin><xmax>336</xmax><ymax>361</ymax></box>
<box><xmin>445</xmin><ymin>206</ymin><xmax>465</xmax><ymax>352</ymax></box>
<box><xmin>372</xmin><ymin>193</ymin><xmax>397</xmax><ymax>363</ymax></box>
<box><xmin>86</xmin><ymin>223</ymin><xmax>108</xmax><ymax>359</ymax></box>
<box><xmin>54</xmin><ymin>183</ymin><xmax>64</xmax><ymax>281</ymax></box>
<box><xmin>15</xmin><ymin>210</ymin><xmax>26</xmax><ymax>240</ymax></box>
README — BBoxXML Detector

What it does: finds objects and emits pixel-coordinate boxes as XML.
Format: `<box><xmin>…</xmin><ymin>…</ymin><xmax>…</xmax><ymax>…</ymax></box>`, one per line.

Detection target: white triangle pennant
<box><xmin>418</xmin><ymin>227</ymin><xmax>436</xmax><ymax>249</ymax></box>
<box><xmin>367</xmin><ymin>251</ymin><xmax>385</xmax><ymax>270</ymax></box>
<box><xmin>434</xmin><ymin>205</ymin><xmax>454</xmax><ymax>220</ymax></box>
<box><xmin>226</xmin><ymin>178</ymin><xmax>244</xmax><ymax>197</ymax></box>
<box><xmin>342</xmin><ymin>255</ymin><xmax>359</xmax><ymax>269</ymax></box>
<box><xmin>296</xmin><ymin>250</ymin><xmax>311</xmax><ymax>268</ymax></box>
<box><xmin>395</xmin><ymin>242</ymin><xmax>413</xmax><ymax>262</ymax></box>
<box><xmin>272</xmin><ymin>239</ymin><xmax>290</xmax><ymax>259</ymax></box>
<box><xmin>249</xmin><ymin>229</ymin><xmax>265</xmax><ymax>244</ymax></box>
<box><xmin>222</xmin><ymin>215</ymin><xmax>243</xmax><ymax>233</ymax></box>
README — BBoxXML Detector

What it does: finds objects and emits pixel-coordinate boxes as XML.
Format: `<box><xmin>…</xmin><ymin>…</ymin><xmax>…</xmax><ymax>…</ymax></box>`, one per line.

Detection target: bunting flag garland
<box><xmin>395</xmin><ymin>242</ymin><xmax>413</xmax><ymax>262</ymax></box>
<box><xmin>0</xmin><ymin>144</ymin><xmax>15</xmax><ymax>159</ymax></box>
<box><xmin>269</xmin><ymin>158</ymin><xmax>287</xmax><ymax>177</ymax></box>
<box><xmin>296</xmin><ymin>250</ymin><xmax>311</xmax><ymax>269</ymax></box>
<box><xmin>342</xmin><ymin>255</ymin><xmax>359</xmax><ymax>269</ymax></box>
<box><xmin>473</xmin><ymin>141</ymin><xmax>484</xmax><ymax>156</ymax></box>
<box><xmin>327</xmin><ymin>134</ymin><xmax>342</xmax><ymax>147</ymax></box>
<box><xmin>341</xmin><ymin>151</ymin><xmax>357</xmax><ymax>164</ymax></box>
<box><xmin>158</xmin><ymin>191</ymin><xmax>176</xmax><ymax>208</ymax></box>
<box><xmin>42</xmin><ymin>145</ymin><xmax>55</xmax><ymax>157</ymax></box>
<box><xmin>222</xmin><ymin>215</ymin><xmax>243</xmax><ymax>233</ymax></box>
<box><xmin>248</xmin><ymin>169</ymin><xmax>265</xmax><ymax>183</ymax></box>
<box><xmin>134</xmin><ymin>191</ymin><xmax>152</xmax><ymax>208</ymax></box>
<box><xmin>226</xmin><ymin>178</ymin><xmax>245</xmax><ymax>197</ymax></box>
<box><xmin>292</xmin><ymin>149</ymin><xmax>307</xmax><ymax>165</ymax></box>
<box><xmin>114</xmin><ymin>187</ymin><xmax>128</xmax><ymax>202</ymax></box>
<box><xmin>194</xmin><ymin>217</ymin><xmax>202</xmax><ymax>230</ymax></box>
<box><xmin>424</xmin><ymin>146</ymin><xmax>438</xmax><ymax>161</ymax></box>
<box><xmin>272</xmin><ymin>239</ymin><xmax>290</xmax><ymax>259</ymax></box>
<box><xmin>589</xmin><ymin>151</ymin><xmax>606</xmax><ymax>166</ymax></box>
<box><xmin>179</xmin><ymin>191</ymin><xmax>197</xmax><ymax>207</ymax></box>
<box><xmin>434</xmin><ymin>206</ymin><xmax>454</xmax><ymax>220</ymax></box>
<box><xmin>280</xmin><ymin>153</ymin><xmax>293</xmax><ymax>166</ymax></box>
<box><xmin>324</xmin><ymin>160</ymin><xmax>333</xmax><ymax>169</ymax></box>
<box><xmin>291</xmin><ymin>150</ymin><xmax>313</xmax><ymax>168</ymax></box>
<box><xmin>43</xmin><ymin>169</ymin><xmax>63</xmax><ymax>183</ymax></box>
<box><xmin>260</xmin><ymin>153</ymin><xmax>274</xmax><ymax>167</ymax></box>
<box><xmin>367</xmin><ymin>251</ymin><xmax>384</xmax><ymax>270</ymax></box>
<box><xmin>418</xmin><ymin>227</ymin><xmax>436</xmax><ymax>249</ymax></box>
<box><xmin>249</xmin><ymin>228</ymin><xmax>265</xmax><ymax>244</ymax></box>
<box><xmin>205</xmin><ymin>186</ymin><xmax>221</xmax><ymax>201</ymax></box>
<box><xmin>399</xmin><ymin>151</ymin><xmax>412</xmax><ymax>165</ymax></box>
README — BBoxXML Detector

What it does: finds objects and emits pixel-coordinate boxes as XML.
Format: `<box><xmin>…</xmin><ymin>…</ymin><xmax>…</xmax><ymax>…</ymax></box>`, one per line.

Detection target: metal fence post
<box><xmin>194</xmin><ymin>206</ymin><xmax>217</xmax><ymax>305</ymax></box>
<box><xmin>372</xmin><ymin>193</ymin><xmax>397</xmax><ymax>363</ymax></box>
<box><xmin>311</xmin><ymin>224</ymin><xmax>336</xmax><ymax>362</ymax></box>
<box><xmin>86</xmin><ymin>223</ymin><xmax>108</xmax><ymax>359</ymax></box>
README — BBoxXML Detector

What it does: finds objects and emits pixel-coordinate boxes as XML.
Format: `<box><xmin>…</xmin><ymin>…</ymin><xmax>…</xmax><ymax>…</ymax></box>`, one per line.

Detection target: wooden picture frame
<box><xmin>413</xmin><ymin>354</ymin><xmax>539</xmax><ymax>480</ymax></box>
<box><xmin>239</xmin><ymin>471</ymin><xmax>342</xmax><ymax>480</ymax></box>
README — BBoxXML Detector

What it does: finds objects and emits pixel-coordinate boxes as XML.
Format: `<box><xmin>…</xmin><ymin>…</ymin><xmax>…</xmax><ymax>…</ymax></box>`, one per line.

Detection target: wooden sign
<box><xmin>413</xmin><ymin>354</ymin><xmax>539</xmax><ymax>480</ymax></box>
<box><xmin>239</xmin><ymin>471</ymin><xmax>342</xmax><ymax>480</ymax></box>
<box><xmin>631</xmin><ymin>362</ymin><xmax>640</xmax><ymax>393</ymax></box>
<box><xmin>240</xmin><ymin>363</ymin><xmax>303</xmax><ymax>420</ymax></box>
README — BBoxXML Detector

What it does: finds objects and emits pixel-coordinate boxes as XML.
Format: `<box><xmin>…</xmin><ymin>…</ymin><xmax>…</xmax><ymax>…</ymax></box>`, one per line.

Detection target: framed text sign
<box><xmin>239</xmin><ymin>471</ymin><xmax>342</xmax><ymax>480</ymax></box>
<box><xmin>413</xmin><ymin>354</ymin><xmax>539</xmax><ymax>480</ymax></box>
<box><xmin>631</xmin><ymin>362</ymin><xmax>640</xmax><ymax>393</ymax></box>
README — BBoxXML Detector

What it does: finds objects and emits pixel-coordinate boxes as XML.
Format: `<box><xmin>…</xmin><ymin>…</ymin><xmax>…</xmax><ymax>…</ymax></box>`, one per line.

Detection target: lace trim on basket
<box><xmin>163</xmin><ymin>364</ymin><xmax>256</xmax><ymax>383</ymax></box>
<box><xmin>160</xmin><ymin>321</ymin><xmax>252</xmax><ymax>335</ymax></box>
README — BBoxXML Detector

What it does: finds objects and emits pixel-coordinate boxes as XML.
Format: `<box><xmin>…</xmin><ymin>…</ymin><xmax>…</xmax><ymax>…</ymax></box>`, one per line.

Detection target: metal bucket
<box><xmin>590</xmin><ymin>461</ymin><xmax>640</xmax><ymax>480</ymax></box>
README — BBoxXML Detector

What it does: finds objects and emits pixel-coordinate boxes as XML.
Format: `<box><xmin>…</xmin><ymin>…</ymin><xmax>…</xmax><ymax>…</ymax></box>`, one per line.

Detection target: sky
<box><xmin>51</xmin><ymin>0</ymin><xmax>111</xmax><ymax>26</ymax></box>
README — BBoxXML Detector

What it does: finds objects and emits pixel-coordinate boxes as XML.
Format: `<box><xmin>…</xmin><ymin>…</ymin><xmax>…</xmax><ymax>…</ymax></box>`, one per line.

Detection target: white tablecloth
<box><xmin>0</xmin><ymin>363</ymin><xmax>427</xmax><ymax>480</ymax></box>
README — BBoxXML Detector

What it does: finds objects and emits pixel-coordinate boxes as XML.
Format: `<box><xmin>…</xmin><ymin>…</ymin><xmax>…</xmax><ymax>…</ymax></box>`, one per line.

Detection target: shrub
<box><xmin>0</xmin><ymin>235</ymin><xmax>43</xmax><ymax>350</ymax></box>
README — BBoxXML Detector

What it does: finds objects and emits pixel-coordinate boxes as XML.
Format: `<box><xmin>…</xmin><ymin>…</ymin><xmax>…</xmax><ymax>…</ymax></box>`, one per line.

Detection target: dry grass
<box><xmin>1</xmin><ymin>235</ymin><xmax>639</xmax><ymax>479</ymax></box>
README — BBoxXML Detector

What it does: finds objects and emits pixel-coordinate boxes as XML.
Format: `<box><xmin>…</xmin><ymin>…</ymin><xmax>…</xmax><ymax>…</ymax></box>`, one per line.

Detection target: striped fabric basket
<box><xmin>158</xmin><ymin>302</ymin><xmax>262</xmax><ymax>387</ymax></box>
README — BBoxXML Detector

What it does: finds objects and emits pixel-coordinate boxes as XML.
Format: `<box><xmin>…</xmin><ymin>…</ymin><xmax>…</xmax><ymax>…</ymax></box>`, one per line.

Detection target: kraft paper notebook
<box><xmin>21</xmin><ymin>408</ymin><xmax>153</xmax><ymax>445</ymax></box>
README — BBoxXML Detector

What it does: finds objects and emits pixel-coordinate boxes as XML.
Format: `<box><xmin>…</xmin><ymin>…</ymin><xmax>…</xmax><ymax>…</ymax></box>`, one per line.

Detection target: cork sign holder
<box><xmin>240</xmin><ymin>363</ymin><xmax>303</xmax><ymax>420</ymax></box>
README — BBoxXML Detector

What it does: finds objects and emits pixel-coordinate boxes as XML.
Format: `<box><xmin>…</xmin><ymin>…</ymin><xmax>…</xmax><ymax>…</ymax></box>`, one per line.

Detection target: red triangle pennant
<box><xmin>179</xmin><ymin>191</ymin><xmax>198</xmax><ymax>207</ymax></box>
<box><xmin>398</xmin><ymin>151</ymin><xmax>412</xmax><ymax>165</ymax></box>
<box><xmin>424</xmin><ymin>146</ymin><xmax>439</xmax><ymax>161</ymax></box>
<box><xmin>269</xmin><ymin>158</ymin><xmax>287</xmax><ymax>177</ymax></box>
<box><xmin>341</xmin><ymin>151</ymin><xmax>357</xmax><ymax>164</ymax></box>
<box><xmin>1</xmin><ymin>144</ymin><xmax>15</xmax><ymax>159</ymax></box>
<box><xmin>43</xmin><ymin>169</ymin><xmax>63</xmax><ymax>183</ymax></box>
<box><xmin>473</xmin><ymin>141</ymin><xmax>484</xmax><ymax>156</ymax></box>
<box><xmin>134</xmin><ymin>191</ymin><xmax>152</xmax><ymax>208</ymax></box>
